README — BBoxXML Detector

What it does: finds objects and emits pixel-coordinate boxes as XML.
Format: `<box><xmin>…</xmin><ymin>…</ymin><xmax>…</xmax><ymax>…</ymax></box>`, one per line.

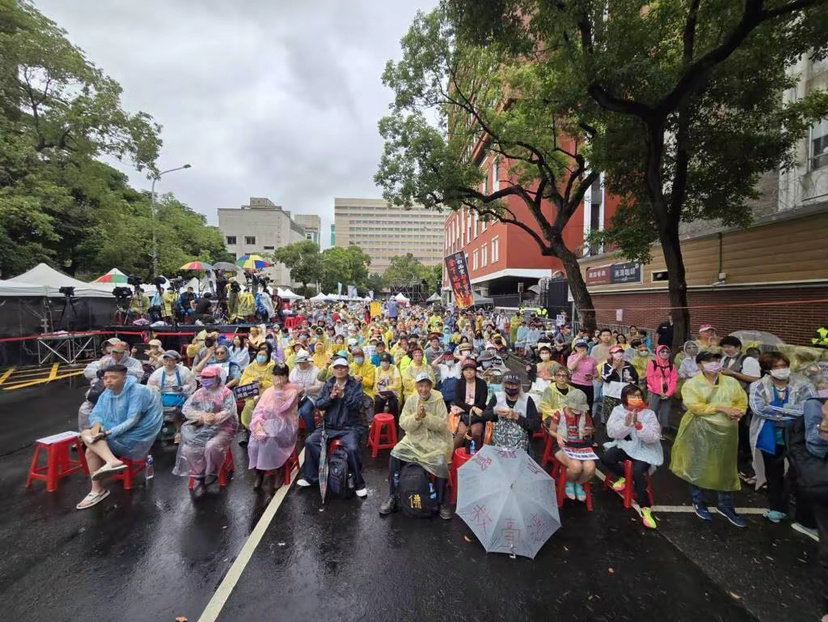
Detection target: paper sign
<box><xmin>603</xmin><ymin>381</ymin><xmax>627</xmax><ymax>400</ymax></box>
<box><xmin>562</xmin><ymin>446</ymin><xmax>599</xmax><ymax>461</ymax></box>
<box><xmin>615</xmin><ymin>309</ymin><xmax>623</xmax><ymax>322</ymax></box>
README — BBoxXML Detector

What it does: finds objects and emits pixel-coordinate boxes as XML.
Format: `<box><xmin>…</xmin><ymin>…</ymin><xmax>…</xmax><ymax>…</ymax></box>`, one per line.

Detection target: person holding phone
<box><xmin>567</xmin><ymin>339</ymin><xmax>598</xmax><ymax>410</ymax></box>
<box><xmin>546</xmin><ymin>389</ymin><xmax>596</xmax><ymax>503</ymax></box>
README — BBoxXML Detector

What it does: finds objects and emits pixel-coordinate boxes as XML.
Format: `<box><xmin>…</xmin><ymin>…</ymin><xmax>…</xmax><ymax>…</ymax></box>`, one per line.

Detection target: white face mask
<box><xmin>770</xmin><ymin>368</ymin><xmax>791</xmax><ymax>380</ymax></box>
<box><xmin>702</xmin><ymin>362</ymin><xmax>722</xmax><ymax>373</ymax></box>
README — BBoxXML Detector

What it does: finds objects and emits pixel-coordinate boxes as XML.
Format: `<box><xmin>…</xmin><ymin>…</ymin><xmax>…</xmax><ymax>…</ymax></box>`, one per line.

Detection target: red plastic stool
<box><xmin>449</xmin><ymin>447</ymin><xmax>474</xmax><ymax>504</ymax></box>
<box><xmin>188</xmin><ymin>448</ymin><xmax>234</xmax><ymax>489</ymax></box>
<box><xmin>532</xmin><ymin>427</ymin><xmax>546</xmax><ymax>440</ymax></box>
<box><xmin>551</xmin><ymin>459</ymin><xmax>593</xmax><ymax>512</ymax></box>
<box><xmin>540</xmin><ymin>433</ymin><xmax>556</xmax><ymax>468</ymax></box>
<box><xmin>367</xmin><ymin>413</ymin><xmax>398</xmax><ymax>458</ymax></box>
<box><xmin>26</xmin><ymin>431</ymin><xmax>89</xmax><ymax>492</ymax></box>
<box><xmin>602</xmin><ymin>460</ymin><xmax>655</xmax><ymax>508</ymax></box>
<box><xmin>111</xmin><ymin>457</ymin><xmax>147</xmax><ymax>490</ymax></box>
<box><xmin>282</xmin><ymin>448</ymin><xmax>299</xmax><ymax>485</ymax></box>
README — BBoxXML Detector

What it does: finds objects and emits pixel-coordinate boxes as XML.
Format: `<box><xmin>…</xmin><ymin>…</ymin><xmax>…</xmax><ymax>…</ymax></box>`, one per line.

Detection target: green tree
<box><xmin>383</xmin><ymin>253</ymin><xmax>429</xmax><ymax>288</ymax></box>
<box><xmin>319</xmin><ymin>246</ymin><xmax>372</xmax><ymax>294</ymax></box>
<box><xmin>427</xmin><ymin>264</ymin><xmax>443</xmax><ymax>294</ymax></box>
<box><xmin>270</xmin><ymin>239</ymin><xmax>323</xmax><ymax>293</ymax></box>
<box><xmin>365</xmin><ymin>272</ymin><xmax>386</xmax><ymax>296</ymax></box>
<box><xmin>376</xmin><ymin>5</ymin><xmax>601</xmax><ymax>330</ymax></box>
<box><xmin>447</xmin><ymin>0</ymin><xmax>828</xmax><ymax>348</ymax></box>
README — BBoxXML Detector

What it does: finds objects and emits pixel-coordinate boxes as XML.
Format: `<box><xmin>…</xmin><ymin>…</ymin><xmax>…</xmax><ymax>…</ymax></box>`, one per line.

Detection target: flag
<box><xmin>445</xmin><ymin>251</ymin><xmax>474</xmax><ymax>309</ymax></box>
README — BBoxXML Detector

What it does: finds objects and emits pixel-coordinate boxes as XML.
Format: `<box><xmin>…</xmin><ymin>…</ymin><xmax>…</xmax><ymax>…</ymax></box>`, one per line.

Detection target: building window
<box><xmin>466</xmin><ymin>209</ymin><xmax>472</xmax><ymax>242</ymax></box>
<box><xmin>226</xmin><ymin>236</ymin><xmax>237</xmax><ymax>245</ymax></box>
<box><xmin>245</xmin><ymin>236</ymin><xmax>256</xmax><ymax>245</ymax></box>
<box><xmin>584</xmin><ymin>175</ymin><xmax>604</xmax><ymax>256</ymax></box>
<box><xmin>811</xmin><ymin>118</ymin><xmax>828</xmax><ymax>171</ymax></box>
<box><xmin>491</xmin><ymin>236</ymin><xmax>499</xmax><ymax>263</ymax></box>
<box><xmin>493</xmin><ymin>157</ymin><xmax>500</xmax><ymax>191</ymax></box>
<box><xmin>481</xmin><ymin>244</ymin><xmax>488</xmax><ymax>267</ymax></box>
<box><xmin>263</xmin><ymin>245</ymin><xmax>274</xmax><ymax>250</ymax></box>
<box><xmin>472</xmin><ymin>249</ymin><xmax>479</xmax><ymax>270</ymax></box>
<box><xmin>473</xmin><ymin>212</ymin><xmax>478</xmax><ymax>238</ymax></box>
<box><xmin>652</xmin><ymin>270</ymin><xmax>669</xmax><ymax>282</ymax></box>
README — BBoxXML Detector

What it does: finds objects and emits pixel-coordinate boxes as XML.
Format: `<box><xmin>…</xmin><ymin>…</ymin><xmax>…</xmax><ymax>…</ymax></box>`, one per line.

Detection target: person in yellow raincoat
<box><xmin>670</xmin><ymin>350</ymin><xmax>748</xmax><ymax>527</ymax></box>
<box><xmin>539</xmin><ymin>367</ymin><xmax>575</xmax><ymax>428</ymax></box>
<box><xmin>379</xmin><ymin>372</ymin><xmax>453</xmax><ymax>520</ymax></box>
<box><xmin>311</xmin><ymin>339</ymin><xmax>331</xmax><ymax>370</ymax></box>
<box><xmin>162</xmin><ymin>288</ymin><xmax>178</xmax><ymax>321</ymax></box>
<box><xmin>401</xmin><ymin>345</ymin><xmax>435</xmax><ymax>402</ymax></box>
<box><xmin>510</xmin><ymin>313</ymin><xmax>521</xmax><ymax>345</ymax></box>
<box><xmin>349</xmin><ymin>347</ymin><xmax>376</xmax><ymax>422</ymax></box>
<box><xmin>235</xmin><ymin>289</ymin><xmax>255</xmax><ymax>321</ymax></box>
<box><xmin>238</xmin><ymin>346</ymin><xmax>275</xmax><ymax>431</ymax></box>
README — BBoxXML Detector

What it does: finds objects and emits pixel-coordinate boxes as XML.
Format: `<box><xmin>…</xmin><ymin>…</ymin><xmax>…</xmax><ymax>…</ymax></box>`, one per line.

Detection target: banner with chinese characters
<box><xmin>445</xmin><ymin>251</ymin><xmax>474</xmax><ymax>309</ymax></box>
<box><xmin>586</xmin><ymin>262</ymin><xmax>641</xmax><ymax>286</ymax></box>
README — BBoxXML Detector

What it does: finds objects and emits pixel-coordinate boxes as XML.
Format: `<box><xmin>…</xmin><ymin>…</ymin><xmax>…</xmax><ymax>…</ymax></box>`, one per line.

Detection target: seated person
<box><xmin>237</xmin><ymin>346</ymin><xmax>276</xmax><ymax>433</ymax></box>
<box><xmin>374</xmin><ymin>353</ymin><xmax>402</xmax><ymax>420</ymax></box>
<box><xmin>145</xmin><ymin>339</ymin><xmax>165</xmax><ymax>368</ymax></box>
<box><xmin>481</xmin><ymin>371</ymin><xmax>540</xmax><ymax>452</ymax></box>
<box><xmin>526</xmin><ymin>344</ymin><xmax>561</xmax><ymax>384</ymax></box>
<box><xmin>545</xmin><ymin>389</ymin><xmax>595</xmax><ymax>503</ymax></box>
<box><xmin>602</xmin><ymin>385</ymin><xmax>663</xmax><ymax>529</ymax></box>
<box><xmin>76</xmin><ymin>365</ymin><xmax>163</xmax><ymax>510</ymax></box>
<box><xmin>297</xmin><ymin>357</ymin><xmax>368</xmax><ymax>498</ymax></box>
<box><xmin>401</xmin><ymin>345</ymin><xmax>434</xmax><ymax>401</ymax></box>
<box><xmin>147</xmin><ymin>350</ymin><xmax>197</xmax><ymax>443</ymax></box>
<box><xmin>193</xmin><ymin>344</ymin><xmax>241</xmax><ymax>388</ymax></box>
<box><xmin>450</xmin><ymin>359</ymin><xmax>488</xmax><ymax>450</ymax></box>
<box><xmin>172</xmin><ymin>365</ymin><xmax>239</xmax><ymax>495</ymax></box>
<box><xmin>379</xmin><ymin>373</ymin><xmax>453</xmax><ymax>520</ymax></box>
<box><xmin>289</xmin><ymin>350</ymin><xmax>324</xmax><ymax>433</ymax></box>
<box><xmin>249</xmin><ymin>364</ymin><xmax>300</xmax><ymax>494</ymax></box>
<box><xmin>79</xmin><ymin>339</ymin><xmax>144</xmax><ymax>431</ymax></box>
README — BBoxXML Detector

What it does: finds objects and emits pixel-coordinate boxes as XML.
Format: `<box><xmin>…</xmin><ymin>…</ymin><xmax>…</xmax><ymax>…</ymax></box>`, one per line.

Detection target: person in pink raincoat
<box><xmin>248</xmin><ymin>364</ymin><xmax>300</xmax><ymax>493</ymax></box>
<box><xmin>646</xmin><ymin>345</ymin><xmax>679</xmax><ymax>433</ymax></box>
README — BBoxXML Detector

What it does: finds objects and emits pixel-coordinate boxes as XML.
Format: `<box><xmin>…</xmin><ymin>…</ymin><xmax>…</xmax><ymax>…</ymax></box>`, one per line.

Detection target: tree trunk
<box><xmin>659</xmin><ymin>221</ymin><xmax>690</xmax><ymax>352</ymax></box>
<box><xmin>550</xmin><ymin>237</ymin><xmax>596</xmax><ymax>333</ymax></box>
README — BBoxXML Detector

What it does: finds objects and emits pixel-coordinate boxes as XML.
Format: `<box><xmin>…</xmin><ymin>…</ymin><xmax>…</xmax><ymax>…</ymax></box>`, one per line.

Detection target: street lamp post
<box><xmin>151</xmin><ymin>164</ymin><xmax>192</xmax><ymax>277</ymax></box>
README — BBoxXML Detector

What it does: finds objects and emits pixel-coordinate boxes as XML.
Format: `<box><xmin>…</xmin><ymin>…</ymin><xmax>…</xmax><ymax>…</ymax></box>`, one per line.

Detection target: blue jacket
<box><xmin>89</xmin><ymin>376</ymin><xmax>163</xmax><ymax>446</ymax></box>
<box><xmin>315</xmin><ymin>376</ymin><xmax>364</xmax><ymax>430</ymax></box>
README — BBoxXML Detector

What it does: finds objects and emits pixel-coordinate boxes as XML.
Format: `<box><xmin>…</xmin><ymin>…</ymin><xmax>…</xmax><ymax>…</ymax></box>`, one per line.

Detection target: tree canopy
<box><xmin>270</xmin><ymin>239</ymin><xmax>322</xmax><ymax>292</ymax></box>
<box><xmin>0</xmin><ymin>0</ymin><xmax>228</xmax><ymax>280</ymax></box>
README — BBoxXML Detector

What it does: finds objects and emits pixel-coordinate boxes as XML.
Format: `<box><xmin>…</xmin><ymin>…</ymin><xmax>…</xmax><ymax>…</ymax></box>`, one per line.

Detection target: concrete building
<box><xmin>334</xmin><ymin>198</ymin><xmax>446</xmax><ymax>274</ymax></box>
<box><xmin>294</xmin><ymin>214</ymin><xmax>321</xmax><ymax>246</ymax></box>
<box><xmin>576</xmin><ymin>55</ymin><xmax>828</xmax><ymax>345</ymax></box>
<box><xmin>330</xmin><ymin>224</ymin><xmax>335</xmax><ymax>247</ymax></box>
<box><xmin>217</xmin><ymin>197</ymin><xmax>306</xmax><ymax>287</ymax></box>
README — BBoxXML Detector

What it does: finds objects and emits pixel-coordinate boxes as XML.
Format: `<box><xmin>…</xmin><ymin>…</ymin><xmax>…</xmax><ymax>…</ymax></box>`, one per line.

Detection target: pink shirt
<box><xmin>567</xmin><ymin>353</ymin><xmax>597</xmax><ymax>386</ymax></box>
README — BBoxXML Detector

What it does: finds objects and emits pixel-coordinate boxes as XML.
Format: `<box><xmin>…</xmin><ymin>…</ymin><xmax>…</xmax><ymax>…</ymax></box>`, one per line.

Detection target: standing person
<box><xmin>590</xmin><ymin>329</ymin><xmax>614</xmax><ymax>366</ymax></box>
<box><xmin>749</xmin><ymin>352</ymin><xmax>816</xmax><ymax>523</ymax></box>
<box><xmin>646</xmin><ymin>345</ymin><xmax>679</xmax><ymax>433</ymax></box>
<box><xmin>696</xmin><ymin>325</ymin><xmax>718</xmax><ymax>352</ymax></box>
<box><xmin>630</xmin><ymin>342</ymin><xmax>654</xmax><ymax>391</ymax></box>
<box><xmin>526</xmin><ymin>344</ymin><xmax>560</xmax><ymax>384</ymax></box>
<box><xmin>173</xmin><ymin>366</ymin><xmax>239</xmax><ymax>496</ymax></box>
<box><xmin>379</xmin><ymin>373</ymin><xmax>453</xmax><ymax>519</ymax></box>
<box><xmin>671</xmin><ymin>351</ymin><xmax>748</xmax><ymax>527</ymax></box>
<box><xmin>678</xmin><ymin>340</ymin><xmax>702</xmax><ymax>381</ymax></box>
<box><xmin>602</xmin><ymin>384</ymin><xmax>664</xmax><ymax>529</ymax></box>
<box><xmin>349</xmin><ymin>347</ymin><xmax>376</xmax><ymax>424</ymax></box>
<box><xmin>546</xmin><ymin>389</ymin><xmax>596</xmax><ymax>503</ymax></box>
<box><xmin>248</xmin><ymin>365</ymin><xmax>300</xmax><ymax>494</ymax></box>
<box><xmin>297</xmin><ymin>357</ymin><xmax>367</xmax><ymax>498</ymax></box>
<box><xmin>76</xmin><ymin>365</ymin><xmax>163</xmax><ymax>510</ymax></box>
<box><xmin>719</xmin><ymin>336</ymin><xmax>762</xmax><ymax>477</ymax></box>
<box><xmin>567</xmin><ymin>339</ymin><xmax>598</xmax><ymax>411</ymax></box>
<box><xmin>656</xmin><ymin>313</ymin><xmax>675</xmax><ymax>348</ymax></box>
<box><xmin>599</xmin><ymin>345</ymin><xmax>639</xmax><ymax>423</ymax></box>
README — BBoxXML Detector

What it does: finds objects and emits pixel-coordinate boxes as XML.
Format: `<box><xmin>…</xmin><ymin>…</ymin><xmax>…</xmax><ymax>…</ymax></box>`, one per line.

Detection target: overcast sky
<box><xmin>34</xmin><ymin>0</ymin><xmax>438</xmax><ymax>247</ymax></box>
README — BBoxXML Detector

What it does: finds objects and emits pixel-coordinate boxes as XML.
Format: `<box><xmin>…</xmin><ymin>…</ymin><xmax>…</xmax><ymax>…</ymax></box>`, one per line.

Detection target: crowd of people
<box><xmin>71</xmin><ymin>300</ymin><xmax>828</xmax><ymax>613</ymax></box>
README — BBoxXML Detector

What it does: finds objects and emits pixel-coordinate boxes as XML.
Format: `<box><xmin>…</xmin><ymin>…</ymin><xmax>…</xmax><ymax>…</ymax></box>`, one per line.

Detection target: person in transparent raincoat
<box><xmin>173</xmin><ymin>365</ymin><xmax>238</xmax><ymax>495</ymax></box>
<box><xmin>248</xmin><ymin>364</ymin><xmax>300</xmax><ymax>493</ymax></box>
<box><xmin>671</xmin><ymin>351</ymin><xmax>748</xmax><ymax>527</ymax></box>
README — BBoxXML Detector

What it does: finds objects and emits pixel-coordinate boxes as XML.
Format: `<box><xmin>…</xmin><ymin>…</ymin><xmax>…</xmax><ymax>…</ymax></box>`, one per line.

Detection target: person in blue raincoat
<box><xmin>76</xmin><ymin>365</ymin><xmax>163</xmax><ymax>511</ymax></box>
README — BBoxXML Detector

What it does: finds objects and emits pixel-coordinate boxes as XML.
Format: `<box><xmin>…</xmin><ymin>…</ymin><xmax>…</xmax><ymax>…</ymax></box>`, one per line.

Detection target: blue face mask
<box><xmin>354</xmin><ymin>357</ymin><xmax>364</xmax><ymax>365</ymax></box>
<box><xmin>256</xmin><ymin>354</ymin><xmax>268</xmax><ymax>364</ymax></box>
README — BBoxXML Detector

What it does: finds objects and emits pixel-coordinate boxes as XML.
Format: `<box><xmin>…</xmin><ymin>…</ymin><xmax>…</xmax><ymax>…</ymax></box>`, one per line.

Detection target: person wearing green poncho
<box><xmin>671</xmin><ymin>350</ymin><xmax>748</xmax><ymax>527</ymax></box>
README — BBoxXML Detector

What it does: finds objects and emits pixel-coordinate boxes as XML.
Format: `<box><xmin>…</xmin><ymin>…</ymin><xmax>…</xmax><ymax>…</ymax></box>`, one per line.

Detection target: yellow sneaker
<box><xmin>611</xmin><ymin>477</ymin><xmax>626</xmax><ymax>492</ymax></box>
<box><xmin>641</xmin><ymin>508</ymin><xmax>657</xmax><ymax>529</ymax></box>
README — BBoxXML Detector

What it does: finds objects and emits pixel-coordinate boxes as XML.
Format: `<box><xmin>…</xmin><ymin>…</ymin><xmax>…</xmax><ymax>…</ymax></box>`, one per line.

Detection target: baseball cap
<box><xmin>562</xmin><ymin>389</ymin><xmax>589</xmax><ymax>413</ymax></box>
<box><xmin>161</xmin><ymin>349</ymin><xmax>181</xmax><ymax>361</ymax></box>
<box><xmin>699</xmin><ymin>324</ymin><xmax>715</xmax><ymax>333</ymax></box>
<box><xmin>332</xmin><ymin>357</ymin><xmax>349</xmax><ymax>368</ymax></box>
<box><xmin>502</xmin><ymin>371</ymin><xmax>520</xmax><ymax>385</ymax></box>
<box><xmin>609</xmin><ymin>345</ymin><xmax>624</xmax><ymax>354</ymax></box>
<box><xmin>415</xmin><ymin>372</ymin><xmax>433</xmax><ymax>384</ymax></box>
<box><xmin>200</xmin><ymin>366</ymin><xmax>221</xmax><ymax>378</ymax></box>
<box><xmin>109</xmin><ymin>340</ymin><xmax>127</xmax><ymax>353</ymax></box>
<box><xmin>379</xmin><ymin>353</ymin><xmax>392</xmax><ymax>363</ymax></box>
<box><xmin>461</xmin><ymin>359</ymin><xmax>478</xmax><ymax>370</ymax></box>
<box><xmin>574</xmin><ymin>339</ymin><xmax>589</xmax><ymax>348</ymax></box>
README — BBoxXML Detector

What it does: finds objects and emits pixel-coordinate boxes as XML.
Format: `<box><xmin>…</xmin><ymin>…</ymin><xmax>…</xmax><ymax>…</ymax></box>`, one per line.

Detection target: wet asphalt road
<box><xmin>0</xmin><ymin>377</ymin><xmax>822</xmax><ymax>622</ymax></box>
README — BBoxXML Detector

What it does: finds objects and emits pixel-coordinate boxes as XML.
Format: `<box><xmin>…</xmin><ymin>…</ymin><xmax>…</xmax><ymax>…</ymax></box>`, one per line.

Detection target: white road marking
<box><xmin>198</xmin><ymin>448</ymin><xmax>304</xmax><ymax>622</ymax></box>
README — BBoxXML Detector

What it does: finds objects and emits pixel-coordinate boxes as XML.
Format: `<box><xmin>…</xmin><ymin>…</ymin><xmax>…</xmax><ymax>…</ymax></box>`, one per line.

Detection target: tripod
<box><xmin>57</xmin><ymin>293</ymin><xmax>80</xmax><ymax>331</ymax></box>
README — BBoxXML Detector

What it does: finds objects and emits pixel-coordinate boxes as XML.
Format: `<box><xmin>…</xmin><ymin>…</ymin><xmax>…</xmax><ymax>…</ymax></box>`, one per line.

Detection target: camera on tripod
<box><xmin>58</xmin><ymin>286</ymin><xmax>75</xmax><ymax>297</ymax></box>
<box><xmin>169</xmin><ymin>276</ymin><xmax>184</xmax><ymax>291</ymax></box>
<box><xmin>112</xmin><ymin>286</ymin><xmax>132</xmax><ymax>301</ymax></box>
<box><xmin>127</xmin><ymin>275</ymin><xmax>142</xmax><ymax>288</ymax></box>
<box><xmin>152</xmin><ymin>276</ymin><xmax>166</xmax><ymax>291</ymax></box>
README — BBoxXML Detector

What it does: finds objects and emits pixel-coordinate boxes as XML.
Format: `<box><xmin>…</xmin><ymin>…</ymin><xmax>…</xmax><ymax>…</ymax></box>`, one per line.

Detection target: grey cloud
<box><xmin>34</xmin><ymin>0</ymin><xmax>439</xmax><ymax>244</ymax></box>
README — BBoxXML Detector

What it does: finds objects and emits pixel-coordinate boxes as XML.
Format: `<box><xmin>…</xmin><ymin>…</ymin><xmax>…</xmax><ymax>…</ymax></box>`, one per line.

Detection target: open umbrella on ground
<box><xmin>180</xmin><ymin>261</ymin><xmax>213</xmax><ymax>271</ymax></box>
<box><xmin>456</xmin><ymin>445</ymin><xmax>560</xmax><ymax>559</ymax></box>
<box><xmin>236</xmin><ymin>254</ymin><xmax>271</xmax><ymax>271</ymax></box>
<box><xmin>212</xmin><ymin>261</ymin><xmax>242</xmax><ymax>272</ymax></box>
<box><xmin>92</xmin><ymin>269</ymin><xmax>129</xmax><ymax>284</ymax></box>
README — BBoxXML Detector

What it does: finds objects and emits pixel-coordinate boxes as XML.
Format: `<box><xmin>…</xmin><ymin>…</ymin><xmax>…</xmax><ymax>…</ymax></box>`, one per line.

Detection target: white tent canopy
<box><xmin>0</xmin><ymin>279</ymin><xmax>50</xmax><ymax>297</ymax></box>
<box><xmin>280</xmin><ymin>288</ymin><xmax>304</xmax><ymax>301</ymax></box>
<box><xmin>8</xmin><ymin>263</ymin><xmax>113</xmax><ymax>298</ymax></box>
<box><xmin>426</xmin><ymin>292</ymin><xmax>442</xmax><ymax>303</ymax></box>
<box><xmin>394</xmin><ymin>292</ymin><xmax>410</xmax><ymax>303</ymax></box>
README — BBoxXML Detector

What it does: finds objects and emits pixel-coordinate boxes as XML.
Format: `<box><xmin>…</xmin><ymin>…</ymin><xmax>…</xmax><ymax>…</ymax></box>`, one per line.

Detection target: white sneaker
<box><xmin>792</xmin><ymin>522</ymin><xmax>819</xmax><ymax>542</ymax></box>
<box><xmin>355</xmin><ymin>487</ymin><xmax>368</xmax><ymax>498</ymax></box>
<box><xmin>296</xmin><ymin>478</ymin><xmax>311</xmax><ymax>488</ymax></box>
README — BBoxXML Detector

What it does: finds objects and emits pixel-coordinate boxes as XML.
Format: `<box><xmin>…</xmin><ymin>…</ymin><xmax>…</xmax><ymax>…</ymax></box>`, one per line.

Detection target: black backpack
<box><xmin>327</xmin><ymin>447</ymin><xmax>356</xmax><ymax>500</ymax></box>
<box><xmin>786</xmin><ymin>402</ymin><xmax>828</xmax><ymax>505</ymax></box>
<box><xmin>397</xmin><ymin>463</ymin><xmax>438</xmax><ymax>518</ymax></box>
